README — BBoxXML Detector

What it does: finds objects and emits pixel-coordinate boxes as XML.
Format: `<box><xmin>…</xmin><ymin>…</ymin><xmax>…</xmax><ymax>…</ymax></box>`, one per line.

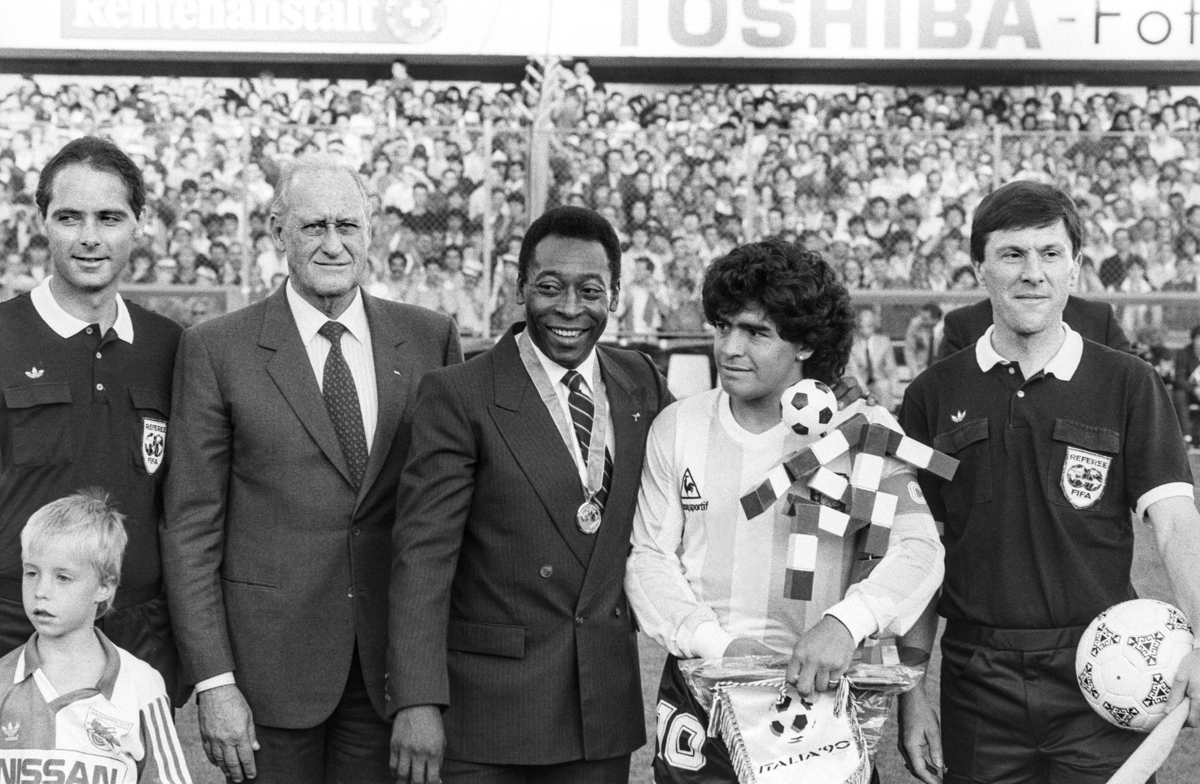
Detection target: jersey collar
<box><xmin>31</xmin><ymin>277</ymin><xmax>134</xmax><ymax>343</ymax></box>
<box><xmin>16</xmin><ymin>629</ymin><xmax>121</xmax><ymax>701</ymax></box>
<box><xmin>285</xmin><ymin>278</ymin><xmax>369</xmax><ymax>348</ymax></box>
<box><xmin>975</xmin><ymin>323</ymin><xmax>1083</xmax><ymax>381</ymax></box>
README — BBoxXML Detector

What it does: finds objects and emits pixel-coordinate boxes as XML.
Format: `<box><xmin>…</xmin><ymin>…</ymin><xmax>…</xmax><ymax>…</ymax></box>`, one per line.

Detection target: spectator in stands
<box><xmin>4</xmin><ymin>72</ymin><xmax>1200</xmax><ymax>344</ymax></box>
<box><xmin>1173</xmin><ymin>324</ymin><xmax>1200</xmax><ymax>450</ymax></box>
<box><xmin>847</xmin><ymin>306</ymin><xmax>899</xmax><ymax>411</ymax></box>
<box><xmin>1100</xmin><ymin>227</ymin><xmax>1142</xmax><ymax>290</ymax></box>
<box><xmin>904</xmin><ymin>302</ymin><xmax>943</xmax><ymax>378</ymax></box>
<box><xmin>620</xmin><ymin>255</ymin><xmax>665</xmax><ymax>336</ymax></box>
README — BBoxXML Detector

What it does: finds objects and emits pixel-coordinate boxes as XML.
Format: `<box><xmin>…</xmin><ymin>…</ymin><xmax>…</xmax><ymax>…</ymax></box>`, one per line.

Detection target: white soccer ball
<box><xmin>781</xmin><ymin>379</ymin><xmax>837</xmax><ymax>437</ymax></box>
<box><xmin>1076</xmin><ymin>599</ymin><xmax>1195</xmax><ymax>732</ymax></box>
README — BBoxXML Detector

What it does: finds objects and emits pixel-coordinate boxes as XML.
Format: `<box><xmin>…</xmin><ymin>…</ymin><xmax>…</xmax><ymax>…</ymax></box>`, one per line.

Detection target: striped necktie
<box><xmin>563</xmin><ymin>369</ymin><xmax>613</xmax><ymax>511</ymax></box>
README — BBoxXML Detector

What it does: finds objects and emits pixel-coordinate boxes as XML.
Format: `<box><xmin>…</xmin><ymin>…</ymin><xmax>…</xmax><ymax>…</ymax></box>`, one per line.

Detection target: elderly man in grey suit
<box><xmin>163</xmin><ymin>154</ymin><xmax>462</xmax><ymax>783</ymax></box>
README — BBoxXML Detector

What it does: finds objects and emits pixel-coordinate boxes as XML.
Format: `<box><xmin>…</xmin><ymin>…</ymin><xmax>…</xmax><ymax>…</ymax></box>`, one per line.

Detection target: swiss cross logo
<box><xmin>384</xmin><ymin>0</ymin><xmax>447</xmax><ymax>43</ymax></box>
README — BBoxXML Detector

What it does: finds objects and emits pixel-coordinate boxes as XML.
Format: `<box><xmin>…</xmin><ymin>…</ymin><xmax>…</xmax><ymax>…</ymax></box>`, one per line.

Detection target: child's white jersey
<box><xmin>0</xmin><ymin>630</ymin><xmax>191</xmax><ymax>784</ymax></box>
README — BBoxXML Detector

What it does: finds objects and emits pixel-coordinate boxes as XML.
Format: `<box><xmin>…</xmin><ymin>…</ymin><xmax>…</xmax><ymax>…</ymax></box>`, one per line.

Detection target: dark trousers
<box><xmin>941</xmin><ymin>621</ymin><xmax>1150</xmax><ymax>784</ymax></box>
<box><xmin>236</xmin><ymin>647</ymin><xmax>391</xmax><ymax>784</ymax></box>
<box><xmin>442</xmin><ymin>755</ymin><xmax>631</xmax><ymax>784</ymax></box>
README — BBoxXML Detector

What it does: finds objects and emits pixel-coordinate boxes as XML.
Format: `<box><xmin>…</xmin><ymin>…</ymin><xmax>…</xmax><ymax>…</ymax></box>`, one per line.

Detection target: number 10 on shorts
<box><xmin>656</xmin><ymin>700</ymin><xmax>706</xmax><ymax>771</ymax></box>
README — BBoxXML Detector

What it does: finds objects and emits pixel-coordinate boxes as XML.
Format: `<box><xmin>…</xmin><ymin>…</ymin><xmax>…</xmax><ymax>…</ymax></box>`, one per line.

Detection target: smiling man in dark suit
<box><xmin>388</xmin><ymin>206</ymin><xmax>673</xmax><ymax>784</ymax></box>
<box><xmin>163</xmin><ymin>154</ymin><xmax>461</xmax><ymax>783</ymax></box>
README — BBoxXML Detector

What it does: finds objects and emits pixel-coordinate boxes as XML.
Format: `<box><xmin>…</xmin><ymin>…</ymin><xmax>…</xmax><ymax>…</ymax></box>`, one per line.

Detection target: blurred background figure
<box><xmin>848</xmin><ymin>305</ymin><xmax>899</xmax><ymax>411</ymax></box>
<box><xmin>904</xmin><ymin>301</ymin><xmax>944</xmax><ymax>379</ymax></box>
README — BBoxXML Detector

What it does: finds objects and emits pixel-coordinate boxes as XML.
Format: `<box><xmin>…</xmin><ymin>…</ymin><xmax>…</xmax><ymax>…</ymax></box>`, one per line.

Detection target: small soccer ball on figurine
<box><xmin>781</xmin><ymin>379</ymin><xmax>837</xmax><ymax>436</ymax></box>
<box><xmin>1075</xmin><ymin>598</ymin><xmax>1195</xmax><ymax>732</ymax></box>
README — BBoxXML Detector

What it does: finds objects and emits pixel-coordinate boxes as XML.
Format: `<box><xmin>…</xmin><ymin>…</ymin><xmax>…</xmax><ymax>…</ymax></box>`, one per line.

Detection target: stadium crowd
<box><xmin>1</xmin><ymin>67</ymin><xmax>1200</xmax><ymax>337</ymax></box>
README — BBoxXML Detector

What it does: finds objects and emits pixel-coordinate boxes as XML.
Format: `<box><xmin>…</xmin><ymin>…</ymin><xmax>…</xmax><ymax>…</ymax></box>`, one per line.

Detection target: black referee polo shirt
<box><xmin>0</xmin><ymin>287</ymin><xmax>181</xmax><ymax>598</ymax></box>
<box><xmin>900</xmin><ymin>326</ymin><xmax>1192</xmax><ymax>631</ymax></box>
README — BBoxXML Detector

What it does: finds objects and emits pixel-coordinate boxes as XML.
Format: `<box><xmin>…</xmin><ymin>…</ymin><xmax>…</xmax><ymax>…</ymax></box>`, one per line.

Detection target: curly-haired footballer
<box><xmin>625</xmin><ymin>239</ymin><xmax>944</xmax><ymax>784</ymax></box>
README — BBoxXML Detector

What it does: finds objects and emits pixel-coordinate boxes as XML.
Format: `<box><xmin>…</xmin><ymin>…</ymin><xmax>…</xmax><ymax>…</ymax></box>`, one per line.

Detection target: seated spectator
<box><xmin>1173</xmin><ymin>324</ymin><xmax>1200</xmax><ymax>450</ymax></box>
<box><xmin>1100</xmin><ymin>227</ymin><xmax>1143</xmax><ymax>290</ymax></box>
<box><xmin>660</xmin><ymin>271</ymin><xmax>705</xmax><ymax>334</ymax></box>
<box><xmin>127</xmin><ymin>247</ymin><xmax>157</xmax><ymax>284</ymax></box>
<box><xmin>847</xmin><ymin>306</ymin><xmax>900</xmax><ymax>411</ymax></box>
<box><xmin>904</xmin><ymin>302</ymin><xmax>943</xmax><ymax>379</ymax></box>
<box><xmin>950</xmin><ymin>265</ymin><xmax>978</xmax><ymax>289</ymax></box>
<box><xmin>620</xmin><ymin>255</ymin><xmax>666</xmax><ymax>336</ymax></box>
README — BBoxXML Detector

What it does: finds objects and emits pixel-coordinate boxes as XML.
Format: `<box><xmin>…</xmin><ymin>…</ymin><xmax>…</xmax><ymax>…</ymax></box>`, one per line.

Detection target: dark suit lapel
<box><xmin>488</xmin><ymin>330</ymin><xmax>591</xmax><ymax>568</ymax></box>
<box><xmin>580</xmin><ymin>348</ymin><xmax>643</xmax><ymax>603</ymax></box>
<box><xmin>260</xmin><ymin>287</ymin><xmax>355</xmax><ymax>487</ymax></box>
<box><xmin>357</xmin><ymin>292</ymin><xmax>410</xmax><ymax>503</ymax></box>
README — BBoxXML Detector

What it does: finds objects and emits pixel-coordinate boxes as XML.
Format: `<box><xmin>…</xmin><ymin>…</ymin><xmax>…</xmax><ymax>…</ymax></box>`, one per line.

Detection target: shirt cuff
<box><xmin>687</xmin><ymin>621</ymin><xmax>738</xmax><ymax>660</ymax></box>
<box><xmin>194</xmin><ymin>672</ymin><xmax>236</xmax><ymax>692</ymax></box>
<box><xmin>823</xmin><ymin>595</ymin><xmax>877</xmax><ymax>646</ymax></box>
<box><xmin>1135</xmin><ymin>482</ymin><xmax>1195</xmax><ymax>519</ymax></box>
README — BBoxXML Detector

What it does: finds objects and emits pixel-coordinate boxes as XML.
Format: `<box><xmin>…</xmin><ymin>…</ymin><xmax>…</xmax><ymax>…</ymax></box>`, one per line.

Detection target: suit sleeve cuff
<box><xmin>194</xmin><ymin>672</ymin><xmax>236</xmax><ymax>692</ymax></box>
<box><xmin>687</xmin><ymin>622</ymin><xmax>737</xmax><ymax>660</ymax></box>
<box><xmin>823</xmin><ymin>595</ymin><xmax>877</xmax><ymax>646</ymax></box>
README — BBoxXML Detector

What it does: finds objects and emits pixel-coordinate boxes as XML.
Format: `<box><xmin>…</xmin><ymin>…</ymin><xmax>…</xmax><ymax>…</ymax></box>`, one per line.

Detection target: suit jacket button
<box><xmin>351</xmin><ymin>526</ymin><xmax>362</xmax><ymax>536</ymax></box>
<box><xmin>614</xmin><ymin>607</ymin><xmax>622</xmax><ymax>618</ymax></box>
<box><xmin>539</xmin><ymin>565</ymin><xmax>553</xmax><ymax>578</ymax></box>
<box><xmin>575</xmin><ymin>616</ymin><xmax>584</xmax><ymax>627</ymax></box>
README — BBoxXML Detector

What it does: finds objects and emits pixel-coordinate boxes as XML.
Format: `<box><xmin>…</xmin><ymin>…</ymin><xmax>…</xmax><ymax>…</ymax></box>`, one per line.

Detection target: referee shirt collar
<box><xmin>285</xmin><ymin>278</ymin><xmax>369</xmax><ymax>347</ymax></box>
<box><xmin>31</xmin><ymin>277</ymin><xmax>134</xmax><ymax>343</ymax></box>
<box><xmin>975</xmin><ymin>322</ymin><xmax>1083</xmax><ymax>381</ymax></box>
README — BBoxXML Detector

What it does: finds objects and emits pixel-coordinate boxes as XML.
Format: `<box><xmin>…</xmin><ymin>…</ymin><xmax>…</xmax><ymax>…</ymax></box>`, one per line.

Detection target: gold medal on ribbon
<box><xmin>516</xmin><ymin>328</ymin><xmax>610</xmax><ymax>537</ymax></box>
<box><xmin>576</xmin><ymin>499</ymin><xmax>603</xmax><ymax>535</ymax></box>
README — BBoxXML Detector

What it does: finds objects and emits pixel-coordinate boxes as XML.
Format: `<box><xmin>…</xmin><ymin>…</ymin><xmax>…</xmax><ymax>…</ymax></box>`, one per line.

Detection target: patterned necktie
<box><xmin>563</xmin><ymin>370</ymin><xmax>613</xmax><ymax>511</ymax></box>
<box><xmin>319</xmin><ymin>321</ymin><xmax>368</xmax><ymax>487</ymax></box>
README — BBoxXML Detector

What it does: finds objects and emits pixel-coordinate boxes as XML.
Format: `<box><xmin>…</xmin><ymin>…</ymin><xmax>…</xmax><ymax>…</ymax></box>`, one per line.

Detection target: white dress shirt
<box><xmin>285</xmin><ymin>280</ymin><xmax>378</xmax><ymax>452</ymax></box>
<box><xmin>524</xmin><ymin>332</ymin><xmax>615</xmax><ymax>487</ymax></box>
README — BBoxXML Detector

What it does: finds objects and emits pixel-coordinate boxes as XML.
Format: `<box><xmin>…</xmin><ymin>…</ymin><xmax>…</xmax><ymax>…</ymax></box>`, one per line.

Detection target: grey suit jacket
<box><xmin>163</xmin><ymin>285</ymin><xmax>461</xmax><ymax>728</ymax></box>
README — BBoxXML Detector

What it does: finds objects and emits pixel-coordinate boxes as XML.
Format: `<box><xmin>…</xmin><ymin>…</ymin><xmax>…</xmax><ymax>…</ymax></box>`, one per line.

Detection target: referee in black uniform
<box><xmin>898</xmin><ymin>181</ymin><xmax>1200</xmax><ymax>784</ymax></box>
<box><xmin>0</xmin><ymin>137</ymin><xmax>186</xmax><ymax>705</ymax></box>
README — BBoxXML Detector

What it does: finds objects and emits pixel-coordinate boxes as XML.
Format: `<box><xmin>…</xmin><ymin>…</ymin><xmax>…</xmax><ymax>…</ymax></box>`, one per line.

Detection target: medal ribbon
<box><xmin>518</xmin><ymin>328</ymin><xmax>609</xmax><ymax>503</ymax></box>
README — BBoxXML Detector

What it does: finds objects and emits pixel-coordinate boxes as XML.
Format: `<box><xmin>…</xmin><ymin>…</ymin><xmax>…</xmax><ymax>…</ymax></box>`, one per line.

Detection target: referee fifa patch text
<box><xmin>1061</xmin><ymin>447</ymin><xmax>1111</xmax><ymax>509</ymax></box>
<box><xmin>141</xmin><ymin>419</ymin><xmax>166</xmax><ymax>476</ymax></box>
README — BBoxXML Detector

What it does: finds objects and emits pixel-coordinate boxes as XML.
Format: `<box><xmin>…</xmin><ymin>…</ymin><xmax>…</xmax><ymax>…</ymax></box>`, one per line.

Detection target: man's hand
<box><xmin>390</xmin><ymin>704</ymin><xmax>445</xmax><ymax>784</ymax></box>
<box><xmin>898</xmin><ymin>686</ymin><xmax>944</xmax><ymax>784</ymax></box>
<box><xmin>786</xmin><ymin>616</ymin><xmax>856</xmax><ymax>696</ymax></box>
<box><xmin>723</xmin><ymin>638</ymin><xmax>776</xmax><ymax>658</ymax></box>
<box><xmin>1167</xmin><ymin>648</ymin><xmax>1200</xmax><ymax>727</ymax></box>
<box><xmin>831</xmin><ymin>377</ymin><xmax>875</xmax><ymax>409</ymax></box>
<box><xmin>197</xmin><ymin>684</ymin><xmax>259</xmax><ymax>782</ymax></box>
